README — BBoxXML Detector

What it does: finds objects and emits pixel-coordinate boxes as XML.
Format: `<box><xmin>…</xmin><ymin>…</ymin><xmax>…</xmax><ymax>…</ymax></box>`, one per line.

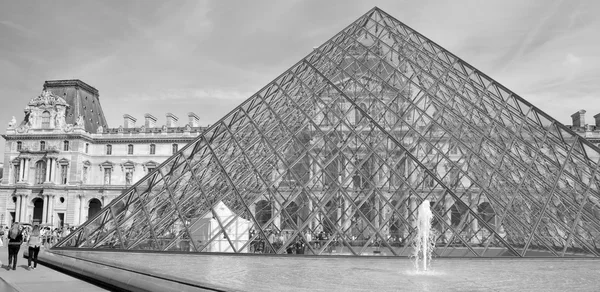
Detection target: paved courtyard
<box><xmin>0</xmin><ymin>244</ymin><xmax>107</xmax><ymax>292</ymax></box>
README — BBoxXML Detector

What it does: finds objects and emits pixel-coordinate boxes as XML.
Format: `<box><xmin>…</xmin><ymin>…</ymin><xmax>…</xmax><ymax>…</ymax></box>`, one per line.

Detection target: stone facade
<box><xmin>0</xmin><ymin>80</ymin><xmax>205</xmax><ymax>227</ymax></box>
<box><xmin>567</xmin><ymin>109</ymin><xmax>600</xmax><ymax>146</ymax></box>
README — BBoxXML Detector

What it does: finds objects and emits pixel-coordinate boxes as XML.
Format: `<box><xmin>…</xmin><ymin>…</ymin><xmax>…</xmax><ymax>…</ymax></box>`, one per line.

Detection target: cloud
<box><xmin>0</xmin><ymin>20</ymin><xmax>35</xmax><ymax>37</ymax></box>
<box><xmin>123</xmin><ymin>88</ymin><xmax>254</xmax><ymax>103</ymax></box>
<box><xmin>563</xmin><ymin>53</ymin><xmax>582</xmax><ymax>67</ymax></box>
<box><xmin>563</xmin><ymin>53</ymin><xmax>582</xmax><ymax>81</ymax></box>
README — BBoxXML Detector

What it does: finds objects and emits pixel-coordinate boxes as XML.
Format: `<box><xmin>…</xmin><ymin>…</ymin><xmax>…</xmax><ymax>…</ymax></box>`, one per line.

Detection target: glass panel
<box><xmin>55</xmin><ymin>8</ymin><xmax>600</xmax><ymax>258</ymax></box>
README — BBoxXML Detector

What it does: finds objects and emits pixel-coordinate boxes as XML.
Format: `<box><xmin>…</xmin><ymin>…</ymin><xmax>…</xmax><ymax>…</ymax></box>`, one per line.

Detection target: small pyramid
<box><xmin>57</xmin><ymin>7</ymin><xmax>600</xmax><ymax>257</ymax></box>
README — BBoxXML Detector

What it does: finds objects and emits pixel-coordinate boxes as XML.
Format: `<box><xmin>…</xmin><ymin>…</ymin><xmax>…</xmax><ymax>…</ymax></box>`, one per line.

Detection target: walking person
<box><xmin>27</xmin><ymin>225</ymin><xmax>42</xmax><ymax>270</ymax></box>
<box><xmin>7</xmin><ymin>223</ymin><xmax>24</xmax><ymax>270</ymax></box>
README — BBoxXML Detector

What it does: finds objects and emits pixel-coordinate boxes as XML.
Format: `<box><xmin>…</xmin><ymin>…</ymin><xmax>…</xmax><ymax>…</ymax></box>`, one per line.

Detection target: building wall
<box><xmin>0</xmin><ymin>80</ymin><xmax>204</xmax><ymax>227</ymax></box>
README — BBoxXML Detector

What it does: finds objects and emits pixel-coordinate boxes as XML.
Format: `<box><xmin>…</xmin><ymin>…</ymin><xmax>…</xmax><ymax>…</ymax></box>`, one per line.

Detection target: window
<box><xmin>16</xmin><ymin>141</ymin><xmax>22</xmax><ymax>151</ymax></box>
<box><xmin>42</xmin><ymin>111</ymin><xmax>50</xmax><ymax>128</ymax></box>
<box><xmin>103</xmin><ymin>168</ymin><xmax>112</xmax><ymax>185</ymax></box>
<box><xmin>40</xmin><ymin>141</ymin><xmax>46</xmax><ymax>151</ymax></box>
<box><xmin>172</xmin><ymin>143</ymin><xmax>178</xmax><ymax>154</ymax></box>
<box><xmin>146</xmin><ymin>162</ymin><xmax>157</xmax><ymax>174</ymax></box>
<box><xmin>63</xmin><ymin>140</ymin><xmax>69</xmax><ymax>151</ymax></box>
<box><xmin>150</xmin><ymin>144</ymin><xmax>156</xmax><ymax>155</ymax></box>
<box><xmin>82</xmin><ymin>166</ymin><xmax>88</xmax><ymax>184</ymax></box>
<box><xmin>35</xmin><ymin>160</ymin><xmax>46</xmax><ymax>184</ymax></box>
<box><xmin>60</xmin><ymin>165</ymin><xmax>68</xmax><ymax>184</ymax></box>
<box><xmin>85</xmin><ymin>143</ymin><xmax>89</xmax><ymax>153</ymax></box>
<box><xmin>13</xmin><ymin>164</ymin><xmax>20</xmax><ymax>183</ymax></box>
<box><xmin>128</xmin><ymin>144</ymin><xmax>134</xmax><ymax>155</ymax></box>
<box><xmin>106</xmin><ymin>144</ymin><xmax>112</xmax><ymax>155</ymax></box>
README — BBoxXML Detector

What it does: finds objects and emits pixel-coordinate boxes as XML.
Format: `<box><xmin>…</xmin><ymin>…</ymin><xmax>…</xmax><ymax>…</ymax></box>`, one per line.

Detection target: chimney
<box><xmin>166</xmin><ymin>113</ymin><xmax>178</xmax><ymax>127</ymax></box>
<box><xmin>571</xmin><ymin>109</ymin><xmax>586</xmax><ymax>128</ymax></box>
<box><xmin>594</xmin><ymin>113</ymin><xmax>600</xmax><ymax>128</ymax></box>
<box><xmin>144</xmin><ymin>113</ymin><xmax>157</xmax><ymax>128</ymax></box>
<box><xmin>123</xmin><ymin>114</ymin><xmax>136</xmax><ymax>128</ymax></box>
<box><xmin>188</xmin><ymin>112</ymin><xmax>199</xmax><ymax>127</ymax></box>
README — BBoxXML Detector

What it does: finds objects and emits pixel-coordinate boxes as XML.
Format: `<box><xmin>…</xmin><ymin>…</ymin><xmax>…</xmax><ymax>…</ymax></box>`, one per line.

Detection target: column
<box><xmin>307</xmin><ymin>199</ymin><xmax>314</xmax><ymax>230</ymax></box>
<box><xmin>401</xmin><ymin>194</ymin><xmax>409</xmax><ymax>239</ymax></box>
<box><xmin>445</xmin><ymin>197</ymin><xmax>453</xmax><ymax>242</ymax></box>
<box><xmin>50</xmin><ymin>158</ymin><xmax>56</xmax><ymax>183</ymax></box>
<box><xmin>374</xmin><ymin>194</ymin><xmax>381</xmax><ymax>230</ymax></box>
<box><xmin>410</xmin><ymin>196</ymin><xmax>417</xmax><ymax>230</ymax></box>
<box><xmin>20</xmin><ymin>194</ymin><xmax>28</xmax><ymax>223</ymax></box>
<box><xmin>470</xmin><ymin>194</ymin><xmax>479</xmax><ymax>243</ymax></box>
<box><xmin>79</xmin><ymin>195</ymin><xmax>86</xmax><ymax>225</ymax></box>
<box><xmin>342</xmin><ymin>161</ymin><xmax>352</xmax><ymax>233</ymax></box>
<box><xmin>23</xmin><ymin>159</ymin><xmax>29</xmax><ymax>183</ymax></box>
<box><xmin>41</xmin><ymin>194</ymin><xmax>48</xmax><ymax>224</ymax></box>
<box><xmin>45</xmin><ymin>159</ymin><xmax>51</xmax><ymax>182</ymax></box>
<box><xmin>313</xmin><ymin>153</ymin><xmax>322</xmax><ymax>188</ymax></box>
<box><xmin>19</xmin><ymin>159</ymin><xmax>25</xmax><ymax>182</ymax></box>
<box><xmin>15</xmin><ymin>195</ymin><xmax>22</xmax><ymax>222</ymax></box>
<box><xmin>48</xmin><ymin>195</ymin><xmax>55</xmax><ymax>225</ymax></box>
<box><xmin>342</xmin><ymin>197</ymin><xmax>350</xmax><ymax>233</ymax></box>
<box><xmin>272</xmin><ymin>198</ymin><xmax>281</xmax><ymax>230</ymax></box>
<box><xmin>380</xmin><ymin>163</ymin><xmax>389</xmax><ymax>188</ymax></box>
<box><xmin>336</xmin><ymin>196</ymin><xmax>342</xmax><ymax>230</ymax></box>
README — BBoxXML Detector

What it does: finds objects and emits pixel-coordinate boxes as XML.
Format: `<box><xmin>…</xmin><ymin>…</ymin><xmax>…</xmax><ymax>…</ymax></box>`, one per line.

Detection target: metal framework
<box><xmin>55</xmin><ymin>7</ymin><xmax>600</xmax><ymax>257</ymax></box>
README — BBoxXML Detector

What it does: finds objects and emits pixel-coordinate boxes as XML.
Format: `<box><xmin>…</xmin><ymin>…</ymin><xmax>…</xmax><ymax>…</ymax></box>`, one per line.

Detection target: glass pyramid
<box><xmin>56</xmin><ymin>7</ymin><xmax>600</xmax><ymax>257</ymax></box>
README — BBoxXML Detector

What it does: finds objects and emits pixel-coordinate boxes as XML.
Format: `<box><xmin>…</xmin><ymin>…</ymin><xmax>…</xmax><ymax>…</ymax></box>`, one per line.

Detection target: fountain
<box><xmin>413</xmin><ymin>199</ymin><xmax>434</xmax><ymax>271</ymax></box>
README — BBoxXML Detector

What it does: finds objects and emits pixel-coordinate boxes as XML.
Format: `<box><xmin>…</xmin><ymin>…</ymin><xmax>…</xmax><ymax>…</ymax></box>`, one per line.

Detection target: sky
<box><xmin>1</xmin><ymin>0</ymin><xmax>600</xmax><ymax>159</ymax></box>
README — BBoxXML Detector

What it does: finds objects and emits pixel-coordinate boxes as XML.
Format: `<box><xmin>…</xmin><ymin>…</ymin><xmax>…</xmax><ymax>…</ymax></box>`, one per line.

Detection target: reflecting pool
<box><xmin>50</xmin><ymin>250</ymin><xmax>600</xmax><ymax>291</ymax></box>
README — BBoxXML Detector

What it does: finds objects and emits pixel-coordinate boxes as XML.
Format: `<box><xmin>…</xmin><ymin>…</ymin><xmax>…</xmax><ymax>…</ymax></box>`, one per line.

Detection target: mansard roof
<box><xmin>44</xmin><ymin>79</ymin><xmax>108</xmax><ymax>133</ymax></box>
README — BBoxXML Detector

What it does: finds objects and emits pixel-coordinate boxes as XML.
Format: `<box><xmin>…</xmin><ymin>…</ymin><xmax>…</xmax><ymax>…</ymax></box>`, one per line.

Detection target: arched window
<box><xmin>128</xmin><ymin>144</ymin><xmax>134</xmax><ymax>155</ymax></box>
<box><xmin>41</xmin><ymin>111</ymin><xmax>51</xmax><ymax>128</ymax></box>
<box><xmin>150</xmin><ymin>144</ymin><xmax>156</xmax><ymax>155</ymax></box>
<box><xmin>35</xmin><ymin>160</ymin><xmax>47</xmax><ymax>184</ymax></box>
<box><xmin>40</xmin><ymin>141</ymin><xmax>46</xmax><ymax>151</ymax></box>
<box><xmin>106</xmin><ymin>144</ymin><xmax>112</xmax><ymax>155</ymax></box>
<box><xmin>88</xmin><ymin>199</ymin><xmax>102</xmax><ymax>219</ymax></box>
<box><xmin>85</xmin><ymin>143</ymin><xmax>89</xmax><ymax>153</ymax></box>
<box><xmin>172</xmin><ymin>143</ymin><xmax>178</xmax><ymax>154</ymax></box>
<box><xmin>16</xmin><ymin>141</ymin><xmax>22</xmax><ymax>151</ymax></box>
<box><xmin>63</xmin><ymin>140</ymin><xmax>69</xmax><ymax>151</ymax></box>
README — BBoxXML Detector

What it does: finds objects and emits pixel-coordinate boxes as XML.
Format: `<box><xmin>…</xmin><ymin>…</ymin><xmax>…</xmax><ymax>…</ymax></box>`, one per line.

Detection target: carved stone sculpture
<box><xmin>8</xmin><ymin>116</ymin><xmax>16</xmax><ymax>128</ymax></box>
<box><xmin>75</xmin><ymin>115</ymin><xmax>84</xmax><ymax>127</ymax></box>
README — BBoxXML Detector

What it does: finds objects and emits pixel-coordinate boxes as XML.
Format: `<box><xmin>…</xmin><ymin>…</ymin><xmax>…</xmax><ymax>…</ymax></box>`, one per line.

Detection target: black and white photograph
<box><xmin>0</xmin><ymin>1</ymin><xmax>599</xmax><ymax>291</ymax></box>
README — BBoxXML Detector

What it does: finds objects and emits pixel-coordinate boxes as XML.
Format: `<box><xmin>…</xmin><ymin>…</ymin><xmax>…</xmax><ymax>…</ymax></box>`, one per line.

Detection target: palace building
<box><xmin>0</xmin><ymin>79</ymin><xmax>205</xmax><ymax>227</ymax></box>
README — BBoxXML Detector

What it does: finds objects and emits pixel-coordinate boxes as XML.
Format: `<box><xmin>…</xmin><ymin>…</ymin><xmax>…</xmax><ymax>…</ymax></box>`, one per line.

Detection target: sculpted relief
<box><xmin>20</xmin><ymin>89</ymin><xmax>70</xmax><ymax>131</ymax></box>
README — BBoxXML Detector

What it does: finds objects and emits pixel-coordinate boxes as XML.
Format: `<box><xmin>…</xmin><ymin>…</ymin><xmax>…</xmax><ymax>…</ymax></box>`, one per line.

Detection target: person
<box><xmin>27</xmin><ymin>225</ymin><xmax>42</xmax><ymax>270</ymax></box>
<box><xmin>0</xmin><ymin>225</ymin><xmax>4</xmax><ymax>247</ymax></box>
<box><xmin>267</xmin><ymin>231</ymin><xmax>276</xmax><ymax>253</ymax></box>
<box><xmin>295</xmin><ymin>237</ymin><xmax>305</xmax><ymax>254</ymax></box>
<box><xmin>7</xmin><ymin>223</ymin><xmax>23</xmax><ymax>270</ymax></box>
<box><xmin>52</xmin><ymin>228</ymin><xmax>58</xmax><ymax>245</ymax></box>
<box><xmin>305</xmin><ymin>231</ymin><xmax>312</xmax><ymax>250</ymax></box>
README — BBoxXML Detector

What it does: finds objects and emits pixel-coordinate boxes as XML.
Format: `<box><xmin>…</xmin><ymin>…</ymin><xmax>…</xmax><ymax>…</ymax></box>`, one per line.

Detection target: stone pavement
<box><xmin>0</xmin><ymin>242</ymin><xmax>109</xmax><ymax>292</ymax></box>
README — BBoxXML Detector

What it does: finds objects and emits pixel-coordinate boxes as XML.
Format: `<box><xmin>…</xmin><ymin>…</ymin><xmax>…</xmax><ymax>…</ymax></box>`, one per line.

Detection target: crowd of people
<box><xmin>0</xmin><ymin>223</ymin><xmax>74</xmax><ymax>271</ymax></box>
